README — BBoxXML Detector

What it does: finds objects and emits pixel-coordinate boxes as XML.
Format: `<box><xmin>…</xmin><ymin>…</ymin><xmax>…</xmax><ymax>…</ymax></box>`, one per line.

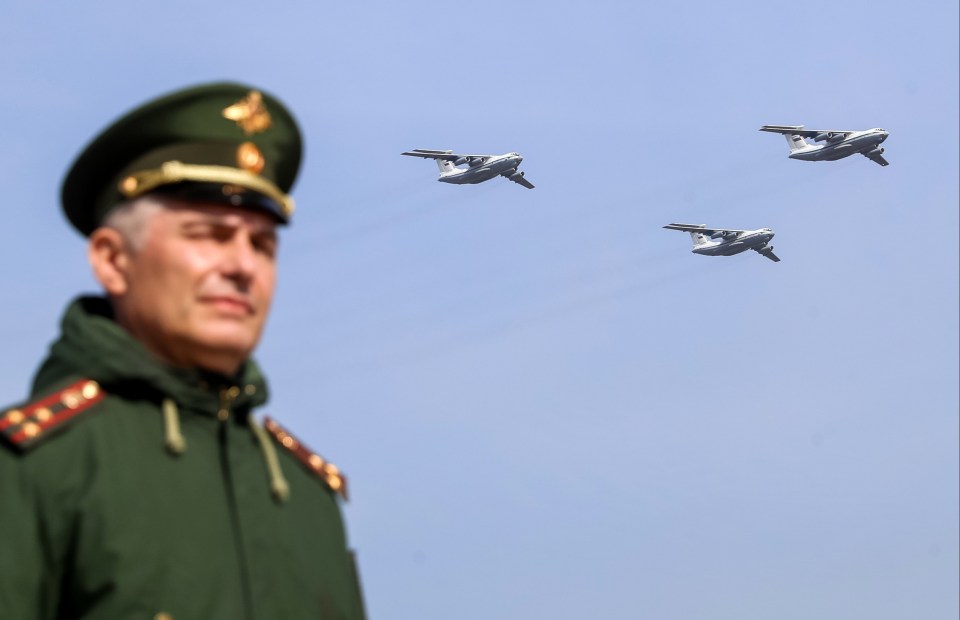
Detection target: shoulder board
<box><xmin>0</xmin><ymin>379</ymin><xmax>105</xmax><ymax>452</ymax></box>
<box><xmin>264</xmin><ymin>416</ymin><xmax>349</xmax><ymax>501</ymax></box>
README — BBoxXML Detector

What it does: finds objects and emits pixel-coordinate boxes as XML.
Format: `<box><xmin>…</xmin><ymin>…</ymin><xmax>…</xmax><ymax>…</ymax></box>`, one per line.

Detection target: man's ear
<box><xmin>88</xmin><ymin>228</ymin><xmax>132</xmax><ymax>296</ymax></box>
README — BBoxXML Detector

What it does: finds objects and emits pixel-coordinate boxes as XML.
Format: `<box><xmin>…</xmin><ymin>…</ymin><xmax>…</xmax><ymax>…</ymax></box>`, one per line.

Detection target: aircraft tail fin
<box><xmin>689</xmin><ymin>231</ymin><xmax>710</xmax><ymax>247</ymax></box>
<box><xmin>436</xmin><ymin>159</ymin><xmax>456</xmax><ymax>174</ymax></box>
<box><xmin>664</xmin><ymin>223</ymin><xmax>710</xmax><ymax>247</ymax></box>
<box><xmin>784</xmin><ymin>133</ymin><xmax>809</xmax><ymax>152</ymax></box>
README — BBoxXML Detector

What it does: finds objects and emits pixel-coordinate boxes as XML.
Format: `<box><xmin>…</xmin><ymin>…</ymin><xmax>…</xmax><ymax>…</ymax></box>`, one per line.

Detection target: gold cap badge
<box><xmin>236</xmin><ymin>142</ymin><xmax>266</xmax><ymax>175</ymax></box>
<box><xmin>222</xmin><ymin>90</ymin><xmax>272</xmax><ymax>135</ymax></box>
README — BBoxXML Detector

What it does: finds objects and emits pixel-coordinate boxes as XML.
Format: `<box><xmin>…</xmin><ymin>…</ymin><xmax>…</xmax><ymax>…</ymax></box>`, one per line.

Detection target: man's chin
<box><xmin>186</xmin><ymin>328</ymin><xmax>261</xmax><ymax>368</ymax></box>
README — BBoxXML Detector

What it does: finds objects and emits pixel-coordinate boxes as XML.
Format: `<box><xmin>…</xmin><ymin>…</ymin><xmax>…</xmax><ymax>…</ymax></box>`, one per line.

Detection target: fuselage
<box><xmin>789</xmin><ymin>129</ymin><xmax>888</xmax><ymax>161</ymax></box>
<box><xmin>692</xmin><ymin>229</ymin><xmax>775</xmax><ymax>256</ymax></box>
<box><xmin>439</xmin><ymin>153</ymin><xmax>523</xmax><ymax>184</ymax></box>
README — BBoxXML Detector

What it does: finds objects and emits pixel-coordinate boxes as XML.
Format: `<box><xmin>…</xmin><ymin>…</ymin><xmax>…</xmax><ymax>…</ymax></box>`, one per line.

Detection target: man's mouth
<box><xmin>201</xmin><ymin>296</ymin><xmax>255</xmax><ymax>315</ymax></box>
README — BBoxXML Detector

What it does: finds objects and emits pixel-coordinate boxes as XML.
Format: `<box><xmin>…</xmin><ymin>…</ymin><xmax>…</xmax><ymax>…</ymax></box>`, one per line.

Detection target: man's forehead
<box><xmin>162</xmin><ymin>200</ymin><xmax>280</xmax><ymax>231</ymax></box>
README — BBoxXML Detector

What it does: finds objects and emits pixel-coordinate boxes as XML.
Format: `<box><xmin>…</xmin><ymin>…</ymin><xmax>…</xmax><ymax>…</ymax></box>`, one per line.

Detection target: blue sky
<box><xmin>1</xmin><ymin>2</ymin><xmax>957</xmax><ymax>618</ymax></box>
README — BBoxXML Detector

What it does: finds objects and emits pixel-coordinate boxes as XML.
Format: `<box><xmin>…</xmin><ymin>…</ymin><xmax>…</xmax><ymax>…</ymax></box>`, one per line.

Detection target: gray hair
<box><xmin>101</xmin><ymin>195</ymin><xmax>168</xmax><ymax>251</ymax></box>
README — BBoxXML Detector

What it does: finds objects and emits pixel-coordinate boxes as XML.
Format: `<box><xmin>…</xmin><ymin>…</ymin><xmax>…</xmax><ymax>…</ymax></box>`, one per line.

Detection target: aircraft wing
<box><xmin>663</xmin><ymin>223</ymin><xmax>746</xmax><ymax>236</ymax></box>
<box><xmin>401</xmin><ymin>149</ymin><xmax>492</xmax><ymax>162</ymax></box>
<box><xmin>863</xmin><ymin>150</ymin><xmax>889</xmax><ymax>166</ymax></box>
<box><xmin>501</xmin><ymin>169</ymin><xmax>534</xmax><ymax>189</ymax></box>
<box><xmin>754</xmin><ymin>246</ymin><xmax>781</xmax><ymax>262</ymax></box>
<box><xmin>401</xmin><ymin>149</ymin><xmax>457</xmax><ymax>161</ymax></box>
<box><xmin>759</xmin><ymin>125</ymin><xmax>852</xmax><ymax>140</ymax></box>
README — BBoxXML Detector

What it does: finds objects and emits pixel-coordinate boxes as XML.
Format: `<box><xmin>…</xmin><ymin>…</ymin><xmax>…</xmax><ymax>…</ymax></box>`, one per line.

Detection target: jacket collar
<box><xmin>32</xmin><ymin>296</ymin><xmax>269</xmax><ymax>416</ymax></box>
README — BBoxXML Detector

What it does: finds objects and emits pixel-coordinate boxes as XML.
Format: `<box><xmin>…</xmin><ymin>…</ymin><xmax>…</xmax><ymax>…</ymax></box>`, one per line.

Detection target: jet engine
<box><xmin>710</xmin><ymin>231</ymin><xmax>735</xmax><ymax>239</ymax></box>
<box><xmin>866</xmin><ymin>147</ymin><xmax>885</xmax><ymax>156</ymax></box>
<box><xmin>508</xmin><ymin>171</ymin><xmax>525</xmax><ymax>181</ymax></box>
<box><xmin>454</xmin><ymin>157</ymin><xmax>469</xmax><ymax>166</ymax></box>
<box><xmin>468</xmin><ymin>158</ymin><xmax>484</xmax><ymax>167</ymax></box>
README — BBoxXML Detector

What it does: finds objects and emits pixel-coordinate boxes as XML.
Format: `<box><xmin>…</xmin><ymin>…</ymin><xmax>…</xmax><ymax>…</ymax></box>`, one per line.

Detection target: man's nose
<box><xmin>222</xmin><ymin>234</ymin><xmax>257</xmax><ymax>282</ymax></box>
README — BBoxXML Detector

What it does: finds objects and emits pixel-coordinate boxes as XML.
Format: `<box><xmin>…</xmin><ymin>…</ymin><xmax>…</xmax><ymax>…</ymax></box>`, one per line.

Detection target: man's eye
<box><xmin>185</xmin><ymin>226</ymin><xmax>231</xmax><ymax>241</ymax></box>
<box><xmin>254</xmin><ymin>238</ymin><xmax>277</xmax><ymax>257</ymax></box>
<box><xmin>212</xmin><ymin>228</ymin><xmax>235</xmax><ymax>241</ymax></box>
<box><xmin>184</xmin><ymin>226</ymin><xmax>214</xmax><ymax>238</ymax></box>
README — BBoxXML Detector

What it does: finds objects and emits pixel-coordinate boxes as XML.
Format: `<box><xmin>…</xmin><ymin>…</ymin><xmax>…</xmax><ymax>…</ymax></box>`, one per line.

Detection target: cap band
<box><xmin>118</xmin><ymin>161</ymin><xmax>294</xmax><ymax>218</ymax></box>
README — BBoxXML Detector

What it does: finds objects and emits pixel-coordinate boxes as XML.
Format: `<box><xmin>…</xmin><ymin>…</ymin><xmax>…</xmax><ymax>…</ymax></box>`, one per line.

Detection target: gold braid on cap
<box><xmin>118</xmin><ymin>161</ymin><xmax>294</xmax><ymax>218</ymax></box>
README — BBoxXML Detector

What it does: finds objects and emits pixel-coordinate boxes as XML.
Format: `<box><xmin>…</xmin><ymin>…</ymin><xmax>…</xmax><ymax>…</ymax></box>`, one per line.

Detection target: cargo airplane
<box><xmin>759</xmin><ymin>125</ymin><xmax>889</xmax><ymax>166</ymax></box>
<box><xmin>664</xmin><ymin>223</ymin><xmax>780</xmax><ymax>262</ymax></box>
<box><xmin>401</xmin><ymin>149</ymin><xmax>535</xmax><ymax>189</ymax></box>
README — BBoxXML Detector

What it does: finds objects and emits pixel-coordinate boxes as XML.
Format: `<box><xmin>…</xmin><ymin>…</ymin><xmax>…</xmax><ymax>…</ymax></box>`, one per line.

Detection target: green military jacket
<box><xmin>0</xmin><ymin>297</ymin><xmax>366</xmax><ymax>620</ymax></box>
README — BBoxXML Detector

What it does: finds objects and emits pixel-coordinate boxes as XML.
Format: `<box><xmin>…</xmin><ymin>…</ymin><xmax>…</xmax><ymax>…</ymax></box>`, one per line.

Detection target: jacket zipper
<box><xmin>216</xmin><ymin>384</ymin><xmax>256</xmax><ymax>620</ymax></box>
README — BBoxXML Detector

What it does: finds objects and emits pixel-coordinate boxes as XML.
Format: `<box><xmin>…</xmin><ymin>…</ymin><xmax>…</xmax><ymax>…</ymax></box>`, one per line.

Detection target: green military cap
<box><xmin>61</xmin><ymin>82</ymin><xmax>303</xmax><ymax>236</ymax></box>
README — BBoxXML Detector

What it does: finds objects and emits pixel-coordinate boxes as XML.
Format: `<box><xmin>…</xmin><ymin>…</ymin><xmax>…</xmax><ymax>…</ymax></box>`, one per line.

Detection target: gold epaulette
<box><xmin>0</xmin><ymin>379</ymin><xmax>105</xmax><ymax>452</ymax></box>
<box><xmin>263</xmin><ymin>416</ymin><xmax>349</xmax><ymax>501</ymax></box>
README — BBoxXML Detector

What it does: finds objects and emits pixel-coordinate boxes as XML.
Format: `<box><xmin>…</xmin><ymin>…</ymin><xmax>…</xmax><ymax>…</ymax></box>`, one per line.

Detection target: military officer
<box><xmin>0</xmin><ymin>83</ymin><xmax>366</xmax><ymax>619</ymax></box>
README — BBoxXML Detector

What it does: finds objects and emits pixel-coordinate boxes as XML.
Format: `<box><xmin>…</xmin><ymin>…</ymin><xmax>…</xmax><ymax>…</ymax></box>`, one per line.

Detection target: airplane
<box><xmin>401</xmin><ymin>149</ymin><xmax>535</xmax><ymax>189</ymax></box>
<box><xmin>663</xmin><ymin>223</ymin><xmax>780</xmax><ymax>262</ymax></box>
<box><xmin>759</xmin><ymin>125</ymin><xmax>890</xmax><ymax>166</ymax></box>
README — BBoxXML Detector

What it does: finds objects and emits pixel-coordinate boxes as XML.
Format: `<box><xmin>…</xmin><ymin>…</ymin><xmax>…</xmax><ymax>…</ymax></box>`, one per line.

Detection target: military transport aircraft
<box><xmin>759</xmin><ymin>125</ymin><xmax>890</xmax><ymax>166</ymax></box>
<box><xmin>401</xmin><ymin>149</ymin><xmax>535</xmax><ymax>189</ymax></box>
<box><xmin>663</xmin><ymin>223</ymin><xmax>780</xmax><ymax>262</ymax></box>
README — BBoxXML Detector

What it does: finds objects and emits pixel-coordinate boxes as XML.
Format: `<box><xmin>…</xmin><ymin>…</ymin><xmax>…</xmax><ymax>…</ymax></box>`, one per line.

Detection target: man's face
<box><xmin>111</xmin><ymin>200</ymin><xmax>279</xmax><ymax>374</ymax></box>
